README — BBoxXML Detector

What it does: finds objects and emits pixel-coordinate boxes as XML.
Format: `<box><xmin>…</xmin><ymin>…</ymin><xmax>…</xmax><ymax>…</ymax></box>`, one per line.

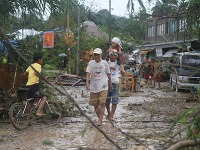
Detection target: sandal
<box><xmin>36</xmin><ymin>112</ymin><xmax>46</xmax><ymax>116</ymax></box>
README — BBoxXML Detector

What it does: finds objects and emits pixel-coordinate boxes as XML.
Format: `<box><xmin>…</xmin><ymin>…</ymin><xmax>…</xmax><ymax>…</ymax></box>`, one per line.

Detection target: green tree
<box><xmin>0</xmin><ymin>0</ymin><xmax>68</xmax><ymax>32</ymax></box>
<box><xmin>187</xmin><ymin>0</ymin><xmax>200</xmax><ymax>40</ymax></box>
<box><xmin>151</xmin><ymin>0</ymin><xmax>178</xmax><ymax>17</ymax></box>
<box><xmin>126</xmin><ymin>0</ymin><xmax>146</xmax><ymax>18</ymax></box>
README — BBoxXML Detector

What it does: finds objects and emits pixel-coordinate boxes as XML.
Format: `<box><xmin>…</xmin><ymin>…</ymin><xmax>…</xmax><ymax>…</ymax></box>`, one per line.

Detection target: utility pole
<box><xmin>77</xmin><ymin>5</ymin><xmax>80</xmax><ymax>75</ymax></box>
<box><xmin>109</xmin><ymin>0</ymin><xmax>112</xmax><ymax>44</ymax></box>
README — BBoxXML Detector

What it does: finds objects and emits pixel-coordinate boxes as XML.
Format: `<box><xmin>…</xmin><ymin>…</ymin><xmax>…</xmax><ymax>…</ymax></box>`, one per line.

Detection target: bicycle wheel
<box><xmin>42</xmin><ymin>100</ymin><xmax>61</xmax><ymax>125</ymax></box>
<box><xmin>9</xmin><ymin>103</ymin><xmax>29</xmax><ymax>130</ymax></box>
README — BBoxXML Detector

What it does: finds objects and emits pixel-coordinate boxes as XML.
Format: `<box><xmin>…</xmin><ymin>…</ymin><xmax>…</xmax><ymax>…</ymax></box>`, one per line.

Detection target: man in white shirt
<box><xmin>86</xmin><ymin>48</ymin><xmax>112</xmax><ymax>126</ymax></box>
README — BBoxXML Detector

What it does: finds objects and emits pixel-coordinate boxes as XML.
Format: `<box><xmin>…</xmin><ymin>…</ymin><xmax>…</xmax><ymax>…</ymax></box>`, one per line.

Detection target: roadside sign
<box><xmin>43</xmin><ymin>31</ymin><xmax>54</xmax><ymax>48</ymax></box>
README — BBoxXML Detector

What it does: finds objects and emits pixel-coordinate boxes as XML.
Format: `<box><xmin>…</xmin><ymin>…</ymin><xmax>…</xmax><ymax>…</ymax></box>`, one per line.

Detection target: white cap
<box><xmin>112</xmin><ymin>37</ymin><xmax>122</xmax><ymax>49</ymax></box>
<box><xmin>93</xmin><ymin>48</ymin><xmax>102</xmax><ymax>54</ymax></box>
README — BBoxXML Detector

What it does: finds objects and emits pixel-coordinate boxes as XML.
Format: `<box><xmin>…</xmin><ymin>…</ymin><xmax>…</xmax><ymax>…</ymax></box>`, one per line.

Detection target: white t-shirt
<box><xmin>108</xmin><ymin>60</ymin><xmax>120</xmax><ymax>83</ymax></box>
<box><xmin>86</xmin><ymin>60</ymin><xmax>110</xmax><ymax>93</ymax></box>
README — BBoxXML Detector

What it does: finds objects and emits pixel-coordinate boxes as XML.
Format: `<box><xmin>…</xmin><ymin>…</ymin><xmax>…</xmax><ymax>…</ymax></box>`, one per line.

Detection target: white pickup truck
<box><xmin>170</xmin><ymin>52</ymin><xmax>200</xmax><ymax>92</ymax></box>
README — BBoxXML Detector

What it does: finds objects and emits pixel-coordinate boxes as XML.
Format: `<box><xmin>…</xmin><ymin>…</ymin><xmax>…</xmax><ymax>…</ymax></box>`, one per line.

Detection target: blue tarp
<box><xmin>0</xmin><ymin>40</ymin><xmax>19</xmax><ymax>54</ymax></box>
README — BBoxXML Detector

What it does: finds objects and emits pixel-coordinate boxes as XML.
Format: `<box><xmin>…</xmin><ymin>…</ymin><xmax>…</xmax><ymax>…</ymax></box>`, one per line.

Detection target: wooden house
<box><xmin>135</xmin><ymin>15</ymin><xmax>199</xmax><ymax>61</ymax></box>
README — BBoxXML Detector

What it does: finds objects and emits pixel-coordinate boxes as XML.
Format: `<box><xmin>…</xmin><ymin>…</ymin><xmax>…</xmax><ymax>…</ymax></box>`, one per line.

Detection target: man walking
<box><xmin>86</xmin><ymin>48</ymin><xmax>112</xmax><ymax>126</ymax></box>
<box><xmin>140</xmin><ymin>56</ymin><xmax>153</xmax><ymax>87</ymax></box>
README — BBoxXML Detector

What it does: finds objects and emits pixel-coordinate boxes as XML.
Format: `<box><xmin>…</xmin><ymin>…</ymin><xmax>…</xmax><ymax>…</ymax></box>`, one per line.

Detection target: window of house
<box><xmin>179</xmin><ymin>20</ymin><xmax>183</xmax><ymax>32</ymax></box>
<box><xmin>166</xmin><ymin>22</ymin><xmax>168</xmax><ymax>34</ymax></box>
<box><xmin>183</xmin><ymin>19</ymin><xmax>187</xmax><ymax>30</ymax></box>
<box><xmin>179</xmin><ymin>19</ymin><xmax>186</xmax><ymax>32</ymax></box>
<box><xmin>162</xmin><ymin>24</ymin><xmax>165</xmax><ymax>35</ymax></box>
<box><xmin>148</xmin><ymin>26</ymin><xmax>155</xmax><ymax>37</ymax></box>
<box><xmin>157</xmin><ymin>24</ymin><xmax>165</xmax><ymax>35</ymax></box>
<box><xmin>169</xmin><ymin>20</ymin><xmax>176</xmax><ymax>33</ymax></box>
<box><xmin>157</xmin><ymin>25</ymin><xmax>161</xmax><ymax>35</ymax></box>
<box><xmin>152</xmin><ymin>26</ymin><xmax>155</xmax><ymax>36</ymax></box>
<box><xmin>148</xmin><ymin>27</ymin><xmax>151</xmax><ymax>37</ymax></box>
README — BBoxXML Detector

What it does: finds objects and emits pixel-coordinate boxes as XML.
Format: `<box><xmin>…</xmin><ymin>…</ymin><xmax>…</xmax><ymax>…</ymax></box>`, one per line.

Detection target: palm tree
<box><xmin>0</xmin><ymin>0</ymin><xmax>68</xmax><ymax>29</ymax></box>
<box><xmin>0</xmin><ymin>0</ymin><xmax>81</xmax><ymax>34</ymax></box>
<box><xmin>126</xmin><ymin>0</ymin><xmax>146</xmax><ymax>17</ymax></box>
<box><xmin>0</xmin><ymin>0</ymin><xmax>61</xmax><ymax>19</ymax></box>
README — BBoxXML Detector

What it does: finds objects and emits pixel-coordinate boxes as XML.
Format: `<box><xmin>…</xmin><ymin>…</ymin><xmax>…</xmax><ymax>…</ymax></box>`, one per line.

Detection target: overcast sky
<box><xmin>83</xmin><ymin>0</ymin><xmax>154</xmax><ymax>17</ymax></box>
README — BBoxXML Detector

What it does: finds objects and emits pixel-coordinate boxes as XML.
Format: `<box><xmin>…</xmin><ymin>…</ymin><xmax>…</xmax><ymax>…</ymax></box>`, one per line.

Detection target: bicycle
<box><xmin>9</xmin><ymin>88</ymin><xmax>61</xmax><ymax>130</ymax></box>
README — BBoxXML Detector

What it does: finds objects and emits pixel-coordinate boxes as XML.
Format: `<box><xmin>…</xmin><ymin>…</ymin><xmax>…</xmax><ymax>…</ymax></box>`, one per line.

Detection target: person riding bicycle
<box><xmin>23</xmin><ymin>52</ymin><xmax>47</xmax><ymax>116</ymax></box>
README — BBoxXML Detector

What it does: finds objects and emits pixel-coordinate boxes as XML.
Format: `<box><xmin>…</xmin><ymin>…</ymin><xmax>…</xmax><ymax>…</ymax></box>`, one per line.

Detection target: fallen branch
<box><xmin>167</xmin><ymin>139</ymin><xmax>200</xmax><ymax>150</ymax></box>
<box><xmin>163</xmin><ymin>127</ymin><xmax>188</xmax><ymax>149</ymax></box>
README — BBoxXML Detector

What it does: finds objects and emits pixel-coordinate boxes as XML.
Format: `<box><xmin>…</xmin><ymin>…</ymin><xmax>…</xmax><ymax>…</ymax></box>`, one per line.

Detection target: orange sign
<box><xmin>43</xmin><ymin>31</ymin><xmax>54</xmax><ymax>48</ymax></box>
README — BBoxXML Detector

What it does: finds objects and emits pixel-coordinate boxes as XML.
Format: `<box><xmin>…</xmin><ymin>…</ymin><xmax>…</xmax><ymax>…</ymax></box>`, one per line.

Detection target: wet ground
<box><xmin>0</xmin><ymin>81</ymin><xmax>197</xmax><ymax>150</ymax></box>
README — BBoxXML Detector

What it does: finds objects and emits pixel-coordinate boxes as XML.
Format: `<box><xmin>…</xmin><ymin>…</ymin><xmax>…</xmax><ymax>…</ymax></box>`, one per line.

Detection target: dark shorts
<box><xmin>144</xmin><ymin>73</ymin><xmax>152</xmax><ymax>80</ymax></box>
<box><xmin>153</xmin><ymin>73</ymin><xmax>162</xmax><ymax>81</ymax></box>
<box><xmin>26</xmin><ymin>84</ymin><xmax>45</xmax><ymax>99</ymax></box>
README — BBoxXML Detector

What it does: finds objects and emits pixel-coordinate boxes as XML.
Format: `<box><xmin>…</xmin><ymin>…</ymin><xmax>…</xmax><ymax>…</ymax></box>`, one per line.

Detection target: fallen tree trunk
<box><xmin>167</xmin><ymin>139</ymin><xmax>200</xmax><ymax>150</ymax></box>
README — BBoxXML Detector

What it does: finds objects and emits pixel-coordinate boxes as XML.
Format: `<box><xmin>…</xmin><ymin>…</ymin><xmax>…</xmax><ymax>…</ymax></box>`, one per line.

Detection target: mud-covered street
<box><xmin>0</xmin><ymin>81</ymin><xmax>197</xmax><ymax>150</ymax></box>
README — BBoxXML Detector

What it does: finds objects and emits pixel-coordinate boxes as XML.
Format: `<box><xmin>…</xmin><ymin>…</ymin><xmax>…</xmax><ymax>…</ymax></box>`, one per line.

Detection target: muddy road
<box><xmin>0</xmin><ymin>82</ymin><xmax>197</xmax><ymax>150</ymax></box>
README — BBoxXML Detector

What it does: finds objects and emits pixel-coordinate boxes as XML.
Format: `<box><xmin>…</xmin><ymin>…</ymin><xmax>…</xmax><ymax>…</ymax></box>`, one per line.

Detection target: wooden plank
<box><xmin>0</xmin><ymin>64</ymin><xmax>23</xmax><ymax>91</ymax></box>
<box><xmin>119</xmin><ymin>73</ymin><xmax>135</xmax><ymax>94</ymax></box>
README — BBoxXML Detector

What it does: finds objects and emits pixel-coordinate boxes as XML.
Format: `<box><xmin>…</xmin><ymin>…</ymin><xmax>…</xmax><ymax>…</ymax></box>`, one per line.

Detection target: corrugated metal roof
<box><xmin>163</xmin><ymin>49</ymin><xmax>179</xmax><ymax>57</ymax></box>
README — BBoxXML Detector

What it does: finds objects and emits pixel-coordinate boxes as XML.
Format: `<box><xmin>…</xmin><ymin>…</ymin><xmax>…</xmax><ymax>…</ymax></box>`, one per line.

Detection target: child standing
<box><xmin>108</xmin><ymin>37</ymin><xmax>123</xmax><ymax>65</ymax></box>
